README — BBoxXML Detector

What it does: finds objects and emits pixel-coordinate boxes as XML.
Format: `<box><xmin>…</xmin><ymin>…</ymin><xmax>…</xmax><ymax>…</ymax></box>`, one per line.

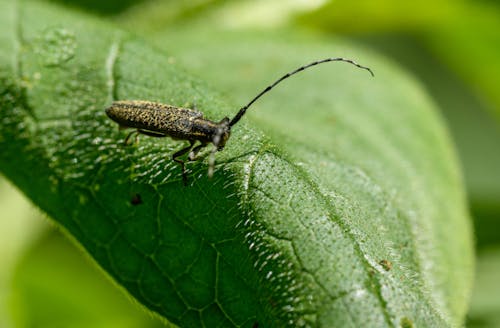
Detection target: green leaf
<box><xmin>0</xmin><ymin>1</ymin><xmax>473</xmax><ymax>327</ymax></box>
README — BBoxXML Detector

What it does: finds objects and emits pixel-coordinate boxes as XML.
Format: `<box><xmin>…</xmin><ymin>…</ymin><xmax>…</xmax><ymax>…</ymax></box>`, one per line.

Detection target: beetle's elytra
<box><xmin>105</xmin><ymin>57</ymin><xmax>373</xmax><ymax>185</ymax></box>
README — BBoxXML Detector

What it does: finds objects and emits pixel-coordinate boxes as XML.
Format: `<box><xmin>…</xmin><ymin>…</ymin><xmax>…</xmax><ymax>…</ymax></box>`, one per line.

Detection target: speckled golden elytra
<box><xmin>105</xmin><ymin>58</ymin><xmax>373</xmax><ymax>185</ymax></box>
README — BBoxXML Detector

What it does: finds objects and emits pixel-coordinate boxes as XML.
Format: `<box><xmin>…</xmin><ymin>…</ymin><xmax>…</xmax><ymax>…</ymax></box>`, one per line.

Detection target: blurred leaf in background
<box><xmin>468</xmin><ymin>246</ymin><xmax>500</xmax><ymax>327</ymax></box>
<box><xmin>0</xmin><ymin>178</ymin><xmax>45</xmax><ymax>328</ymax></box>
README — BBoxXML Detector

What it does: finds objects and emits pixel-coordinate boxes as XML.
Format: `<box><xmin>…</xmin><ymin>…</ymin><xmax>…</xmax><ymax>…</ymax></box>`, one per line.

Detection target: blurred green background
<box><xmin>1</xmin><ymin>0</ymin><xmax>499</xmax><ymax>327</ymax></box>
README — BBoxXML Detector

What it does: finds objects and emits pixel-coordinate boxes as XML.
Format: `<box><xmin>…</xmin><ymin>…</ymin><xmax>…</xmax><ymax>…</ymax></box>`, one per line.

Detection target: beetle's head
<box><xmin>214</xmin><ymin>117</ymin><xmax>231</xmax><ymax>151</ymax></box>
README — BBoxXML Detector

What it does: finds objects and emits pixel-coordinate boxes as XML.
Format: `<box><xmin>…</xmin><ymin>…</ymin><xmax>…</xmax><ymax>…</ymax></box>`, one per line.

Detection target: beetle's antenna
<box><xmin>228</xmin><ymin>57</ymin><xmax>373</xmax><ymax>127</ymax></box>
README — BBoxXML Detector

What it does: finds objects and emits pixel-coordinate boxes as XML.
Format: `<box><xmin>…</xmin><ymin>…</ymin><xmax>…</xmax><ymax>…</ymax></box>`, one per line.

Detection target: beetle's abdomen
<box><xmin>106</xmin><ymin>100</ymin><xmax>204</xmax><ymax>139</ymax></box>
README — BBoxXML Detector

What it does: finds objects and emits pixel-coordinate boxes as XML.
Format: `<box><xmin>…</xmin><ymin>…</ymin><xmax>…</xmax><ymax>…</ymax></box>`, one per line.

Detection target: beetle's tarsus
<box><xmin>172</xmin><ymin>141</ymin><xmax>195</xmax><ymax>185</ymax></box>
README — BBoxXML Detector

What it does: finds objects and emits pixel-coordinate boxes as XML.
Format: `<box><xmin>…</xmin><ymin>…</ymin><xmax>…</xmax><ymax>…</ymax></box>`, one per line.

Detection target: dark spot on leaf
<box><xmin>131</xmin><ymin>193</ymin><xmax>142</xmax><ymax>205</ymax></box>
<box><xmin>379</xmin><ymin>259</ymin><xmax>392</xmax><ymax>271</ymax></box>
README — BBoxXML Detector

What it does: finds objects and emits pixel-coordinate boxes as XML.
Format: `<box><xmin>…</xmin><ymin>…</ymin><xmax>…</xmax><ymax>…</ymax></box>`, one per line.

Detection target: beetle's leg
<box><xmin>207</xmin><ymin>126</ymin><xmax>226</xmax><ymax>178</ymax></box>
<box><xmin>172</xmin><ymin>140</ymin><xmax>195</xmax><ymax>185</ymax></box>
<box><xmin>188</xmin><ymin>142</ymin><xmax>208</xmax><ymax>161</ymax></box>
<box><xmin>208</xmin><ymin>144</ymin><xmax>218</xmax><ymax>178</ymax></box>
<box><xmin>124</xmin><ymin>130</ymin><xmax>139</xmax><ymax>145</ymax></box>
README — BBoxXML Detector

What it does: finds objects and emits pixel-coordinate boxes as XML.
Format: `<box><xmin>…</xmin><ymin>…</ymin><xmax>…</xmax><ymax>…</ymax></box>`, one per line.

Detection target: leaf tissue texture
<box><xmin>0</xmin><ymin>1</ymin><xmax>473</xmax><ymax>327</ymax></box>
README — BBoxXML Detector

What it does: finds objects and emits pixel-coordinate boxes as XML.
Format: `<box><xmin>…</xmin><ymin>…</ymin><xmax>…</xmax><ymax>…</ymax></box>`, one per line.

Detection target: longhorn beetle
<box><xmin>105</xmin><ymin>58</ymin><xmax>373</xmax><ymax>184</ymax></box>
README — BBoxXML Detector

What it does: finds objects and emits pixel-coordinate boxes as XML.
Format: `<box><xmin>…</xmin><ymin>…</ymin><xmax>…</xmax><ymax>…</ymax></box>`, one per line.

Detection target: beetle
<box><xmin>105</xmin><ymin>57</ymin><xmax>373</xmax><ymax>184</ymax></box>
